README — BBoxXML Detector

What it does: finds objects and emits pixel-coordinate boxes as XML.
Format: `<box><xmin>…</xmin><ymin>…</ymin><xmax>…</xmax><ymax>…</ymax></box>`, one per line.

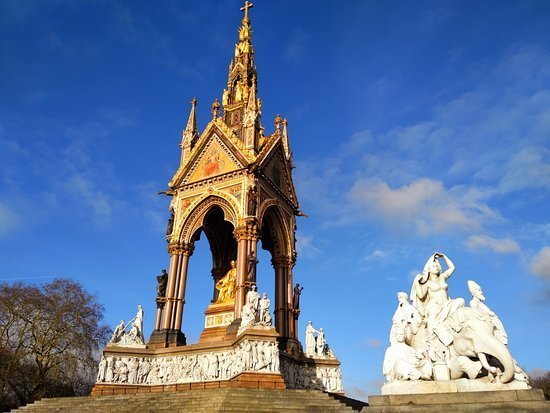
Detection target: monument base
<box><xmin>381</xmin><ymin>378</ymin><xmax>530</xmax><ymax>395</ymax></box>
<box><xmin>93</xmin><ymin>328</ymin><xmax>343</xmax><ymax>396</ymax></box>
<box><xmin>147</xmin><ymin>329</ymin><xmax>186</xmax><ymax>349</ymax></box>
<box><xmin>368</xmin><ymin>389</ymin><xmax>547</xmax><ymax>412</ymax></box>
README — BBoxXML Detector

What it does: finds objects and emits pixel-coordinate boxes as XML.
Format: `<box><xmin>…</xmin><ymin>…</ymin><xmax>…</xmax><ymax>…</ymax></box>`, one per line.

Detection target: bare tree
<box><xmin>0</xmin><ymin>279</ymin><xmax>110</xmax><ymax>411</ymax></box>
<box><xmin>531</xmin><ymin>371</ymin><xmax>550</xmax><ymax>400</ymax></box>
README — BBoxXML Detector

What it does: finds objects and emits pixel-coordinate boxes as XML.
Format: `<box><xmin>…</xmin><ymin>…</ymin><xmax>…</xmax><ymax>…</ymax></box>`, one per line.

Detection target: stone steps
<box><xmin>11</xmin><ymin>388</ymin><xmax>358</xmax><ymax>412</ymax></box>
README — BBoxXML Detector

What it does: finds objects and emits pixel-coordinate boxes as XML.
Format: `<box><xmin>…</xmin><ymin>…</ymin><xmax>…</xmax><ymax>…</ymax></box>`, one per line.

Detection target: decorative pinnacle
<box><xmin>182</xmin><ymin>97</ymin><xmax>198</xmax><ymax>146</ymax></box>
<box><xmin>212</xmin><ymin>98</ymin><xmax>221</xmax><ymax>119</ymax></box>
<box><xmin>240</xmin><ymin>1</ymin><xmax>254</xmax><ymax>21</ymax></box>
<box><xmin>274</xmin><ymin>114</ymin><xmax>283</xmax><ymax>129</ymax></box>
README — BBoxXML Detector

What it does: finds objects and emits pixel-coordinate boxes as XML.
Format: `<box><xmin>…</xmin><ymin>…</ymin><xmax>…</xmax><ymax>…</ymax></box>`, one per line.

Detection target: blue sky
<box><xmin>1</xmin><ymin>0</ymin><xmax>549</xmax><ymax>398</ymax></box>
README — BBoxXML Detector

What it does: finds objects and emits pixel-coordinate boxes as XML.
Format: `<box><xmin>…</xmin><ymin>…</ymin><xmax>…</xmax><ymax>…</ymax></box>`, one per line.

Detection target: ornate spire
<box><xmin>180</xmin><ymin>98</ymin><xmax>199</xmax><ymax>165</ymax></box>
<box><xmin>221</xmin><ymin>1</ymin><xmax>261</xmax><ymax>144</ymax></box>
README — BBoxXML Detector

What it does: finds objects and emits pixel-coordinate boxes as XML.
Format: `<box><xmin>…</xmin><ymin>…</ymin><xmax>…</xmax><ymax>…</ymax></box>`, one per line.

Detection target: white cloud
<box><xmin>65</xmin><ymin>173</ymin><xmax>112</xmax><ymax>224</ymax></box>
<box><xmin>347</xmin><ymin>178</ymin><xmax>499</xmax><ymax>235</ymax></box>
<box><xmin>497</xmin><ymin>147</ymin><xmax>550</xmax><ymax>194</ymax></box>
<box><xmin>296</xmin><ymin>233</ymin><xmax>320</xmax><ymax>258</ymax></box>
<box><xmin>465</xmin><ymin>234</ymin><xmax>520</xmax><ymax>254</ymax></box>
<box><xmin>364</xmin><ymin>249</ymin><xmax>387</xmax><ymax>262</ymax></box>
<box><xmin>530</xmin><ymin>247</ymin><xmax>550</xmax><ymax>279</ymax></box>
<box><xmin>0</xmin><ymin>201</ymin><xmax>20</xmax><ymax>238</ymax></box>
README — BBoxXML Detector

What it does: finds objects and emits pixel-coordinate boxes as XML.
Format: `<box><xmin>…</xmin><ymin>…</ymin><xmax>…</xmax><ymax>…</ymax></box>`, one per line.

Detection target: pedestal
<box><xmin>148</xmin><ymin>329</ymin><xmax>186</xmax><ymax>349</ymax></box>
<box><xmin>381</xmin><ymin>378</ymin><xmax>531</xmax><ymax>395</ymax></box>
<box><xmin>198</xmin><ymin>301</ymin><xmax>235</xmax><ymax>343</ymax></box>
<box><xmin>368</xmin><ymin>388</ymin><xmax>547</xmax><ymax>412</ymax></box>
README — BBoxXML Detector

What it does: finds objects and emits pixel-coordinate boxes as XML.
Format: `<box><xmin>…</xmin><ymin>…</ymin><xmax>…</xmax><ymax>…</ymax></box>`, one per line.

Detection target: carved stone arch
<box><xmin>178</xmin><ymin>193</ymin><xmax>240</xmax><ymax>244</ymax></box>
<box><xmin>260</xmin><ymin>203</ymin><xmax>292</xmax><ymax>258</ymax></box>
<box><xmin>258</xmin><ymin>198</ymin><xmax>279</xmax><ymax>224</ymax></box>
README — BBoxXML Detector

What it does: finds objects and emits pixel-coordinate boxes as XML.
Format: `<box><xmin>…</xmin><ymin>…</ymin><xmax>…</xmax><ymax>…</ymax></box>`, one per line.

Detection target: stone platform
<box><xmin>11</xmin><ymin>388</ymin><xmax>363</xmax><ymax>412</ymax></box>
<box><xmin>366</xmin><ymin>389</ymin><xmax>549</xmax><ymax>412</ymax></box>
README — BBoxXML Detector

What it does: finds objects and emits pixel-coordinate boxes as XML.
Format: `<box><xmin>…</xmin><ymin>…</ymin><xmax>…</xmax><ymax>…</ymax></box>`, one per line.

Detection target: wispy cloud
<box><xmin>0</xmin><ymin>110</ymin><xmax>136</xmax><ymax>229</ymax></box>
<box><xmin>296</xmin><ymin>232</ymin><xmax>320</xmax><ymax>258</ymax></box>
<box><xmin>0</xmin><ymin>201</ymin><xmax>20</xmax><ymax>239</ymax></box>
<box><xmin>363</xmin><ymin>249</ymin><xmax>388</xmax><ymax>263</ymax></box>
<box><xmin>465</xmin><ymin>234</ymin><xmax>520</xmax><ymax>254</ymax></box>
<box><xmin>295</xmin><ymin>44</ymin><xmax>549</xmax><ymax>247</ymax></box>
<box><xmin>530</xmin><ymin>246</ymin><xmax>550</xmax><ymax>279</ymax></box>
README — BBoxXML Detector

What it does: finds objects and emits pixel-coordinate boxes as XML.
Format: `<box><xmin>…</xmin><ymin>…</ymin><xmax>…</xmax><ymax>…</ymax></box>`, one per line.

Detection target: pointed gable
<box><xmin>169</xmin><ymin>121</ymin><xmax>251</xmax><ymax>188</ymax></box>
<box><xmin>257</xmin><ymin>138</ymin><xmax>298</xmax><ymax>207</ymax></box>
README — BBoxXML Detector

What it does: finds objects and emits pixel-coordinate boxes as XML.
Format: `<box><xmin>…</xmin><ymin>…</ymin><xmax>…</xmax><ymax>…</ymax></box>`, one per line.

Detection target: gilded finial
<box><xmin>240</xmin><ymin>1</ymin><xmax>254</xmax><ymax>21</ymax></box>
<box><xmin>191</xmin><ymin>97</ymin><xmax>197</xmax><ymax>106</ymax></box>
<box><xmin>212</xmin><ymin>98</ymin><xmax>221</xmax><ymax>119</ymax></box>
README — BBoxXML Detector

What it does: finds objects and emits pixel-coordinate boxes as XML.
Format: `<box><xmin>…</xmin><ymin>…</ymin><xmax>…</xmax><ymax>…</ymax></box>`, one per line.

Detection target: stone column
<box><xmin>273</xmin><ymin>255</ymin><xmax>292</xmax><ymax>338</ymax></box>
<box><xmin>149</xmin><ymin>242</ymin><xmax>187</xmax><ymax>347</ymax></box>
<box><xmin>248</xmin><ymin>227</ymin><xmax>260</xmax><ymax>284</ymax></box>
<box><xmin>154</xmin><ymin>300</ymin><xmax>164</xmax><ymax>331</ymax></box>
<box><xmin>161</xmin><ymin>243</ymin><xmax>182</xmax><ymax>330</ymax></box>
<box><xmin>173</xmin><ymin>243</ymin><xmax>194</xmax><ymax>331</ymax></box>
<box><xmin>234</xmin><ymin>226</ymin><xmax>250</xmax><ymax>319</ymax></box>
<box><xmin>287</xmin><ymin>261</ymin><xmax>296</xmax><ymax>339</ymax></box>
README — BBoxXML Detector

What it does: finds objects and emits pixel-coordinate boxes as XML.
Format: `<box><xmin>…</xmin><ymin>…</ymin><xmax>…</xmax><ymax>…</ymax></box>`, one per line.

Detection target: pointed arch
<box><xmin>177</xmin><ymin>193</ymin><xmax>240</xmax><ymax>244</ymax></box>
<box><xmin>260</xmin><ymin>203</ymin><xmax>292</xmax><ymax>258</ymax></box>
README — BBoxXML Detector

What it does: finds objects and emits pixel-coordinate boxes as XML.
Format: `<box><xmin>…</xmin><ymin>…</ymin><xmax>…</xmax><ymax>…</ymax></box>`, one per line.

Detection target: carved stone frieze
<box><xmin>280</xmin><ymin>358</ymin><xmax>343</xmax><ymax>393</ymax></box>
<box><xmin>96</xmin><ymin>339</ymin><xmax>280</xmax><ymax>385</ymax></box>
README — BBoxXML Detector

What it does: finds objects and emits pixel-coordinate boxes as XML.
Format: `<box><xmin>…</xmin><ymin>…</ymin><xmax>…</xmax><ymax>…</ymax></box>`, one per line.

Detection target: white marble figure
<box><xmin>390</xmin><ymin>292</ymin><xmax>422</xmax><ymax>345</ymax></box>
<box><xmin>383</xmin><ymin>252</ymin><xmax>527</xmax><ymax>386</ymax></box>
<box><xmin>259</xmin><ymin>293</ymin><xmax>272</xmax><ymax>325</ymax></box>
<box><xmin>468</xmin><ymin>280</ymin><xmax>508</xmax><ymax>345</ymax></box>
<box><xmin>305</xmin><ymin>321</ymin><xmax>318</xmax><ymax>356</ymax></box>
<box><xmin>304</xmin><ymin>322</ymin><xmax>332</xmax><ymax>357</ymax></box>
<box><xmin>410</xmin><ymin>253</ymin><xmax>465</xmax><ymax>362</ymax></box>
<box><xmin>383</xmin><ymin>322</ymin><xmax>432</xmax><ymax>381</ymax></box>
<box><xmin>241</xmin><ymin>301</ymin><xmax>255</xmax><ymax>327</ymax></box>
<box><xmin>247</xmin><ymin>284</ymin><xmax>260</xmax><ymax>307</ymax></box>
<box><xmin>109</xmin><ymin>305</ymin><xmax>145</xmax><ymax>346</ymax></box>
<box><xmin>110</xmin><ymin>320</ymin><xmax>125</xmax><ymax>343</ymax></box>
<box><xmin>97</xmin><ymin>357</ymin><xmax>107</xmax><ymax>382</ymax></box>
<box><xmin>316</xmin><ymin>328</ymin><xmax>326</xmax><ymax>356</ymax></box>
<box><xmin>239</xmin><ymin>289</ymin><xmax>273</xmax><ymax>333</ymax></box>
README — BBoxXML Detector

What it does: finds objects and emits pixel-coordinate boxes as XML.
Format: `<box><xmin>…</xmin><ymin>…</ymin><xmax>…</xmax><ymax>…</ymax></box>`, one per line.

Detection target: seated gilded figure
<box><xmin>215</xmin><ymin>260</ymin><xmax>237</xmax><ymax>304</ymax></box>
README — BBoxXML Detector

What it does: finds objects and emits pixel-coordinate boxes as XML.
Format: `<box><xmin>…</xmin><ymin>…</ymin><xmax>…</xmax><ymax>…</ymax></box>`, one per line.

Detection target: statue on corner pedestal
<box><xmin>382</xmin><ymin>252</ymin><xmax>529</xmax><ymax>392</ymax></box>
<box><xmin>109</xmin><ymin>305</ymin><xmax>145</xmax><ymax>347</ymax></box>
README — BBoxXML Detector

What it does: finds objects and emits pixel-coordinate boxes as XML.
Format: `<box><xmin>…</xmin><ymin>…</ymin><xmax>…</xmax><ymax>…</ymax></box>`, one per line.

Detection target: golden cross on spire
<box><xmin>240</xmin><ymin>1</ymin><xmax>254</xmax><ymax>20</ymax></box>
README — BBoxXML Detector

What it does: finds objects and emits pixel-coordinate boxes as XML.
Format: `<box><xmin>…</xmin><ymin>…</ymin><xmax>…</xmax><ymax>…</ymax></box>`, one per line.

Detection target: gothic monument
<box><xmin>92</xmin><ymin>1</ymin><xmax>342</xmax><ymax>395</ymax></box>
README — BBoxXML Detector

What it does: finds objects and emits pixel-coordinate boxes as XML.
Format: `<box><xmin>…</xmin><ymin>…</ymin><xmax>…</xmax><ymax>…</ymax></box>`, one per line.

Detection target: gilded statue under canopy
<box><xmin>215</xmin><ymin>261</ymin><xmax>237</xmax><ymax>303</ymax></box>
